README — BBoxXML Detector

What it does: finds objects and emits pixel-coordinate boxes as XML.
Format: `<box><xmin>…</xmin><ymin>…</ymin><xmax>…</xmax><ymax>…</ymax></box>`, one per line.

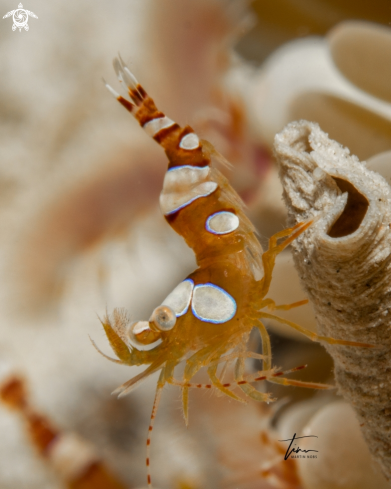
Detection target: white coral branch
<box><xmin>274</xmin><ymin>120</ymin><xmax>391</xmax><ymax>481</ymax></box>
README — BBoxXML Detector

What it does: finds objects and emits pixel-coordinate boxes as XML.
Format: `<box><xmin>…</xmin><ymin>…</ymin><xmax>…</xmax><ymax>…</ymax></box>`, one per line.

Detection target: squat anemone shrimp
<box><xmin>94</xmin><ymin>56</ymin><xmax>373</xmax><ymax>488</ymax></box>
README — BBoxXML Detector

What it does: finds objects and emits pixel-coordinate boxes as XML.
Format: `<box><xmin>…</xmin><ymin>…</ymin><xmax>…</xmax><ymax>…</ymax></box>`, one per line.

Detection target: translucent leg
<box><xmin>259</xmin><ymin>220</ymin><xmax>313</xmax><ymax>299</ymax></box>
<box><xmin>254</xmin><ymin>320</ymin><xmax>334</xmax><ymax>390</ymax></box>
<box><xmin>179</xmin><ymin>343</ymin><xmax>266</xmax><ymax>422</ymax></box>
<box><xmin>208</xmin><ymin>351</ymin><xmax>265</xmax><ymax>367</ymax></box>
<box><xmin>162</xmin><ymin>360</ymin><xmax>188</xmax><ymax>423</ymax></box>
<box><xmin>237</xmin><ymin>357</ymin><xmax>332</xmax><ymax>391</ymax></box>
<box><xmin>181</xmin><ymin>345</ymin><xmax>224</xmax><ymax>425</ymax></box>
<box><xmin>268</xmin><ymin>219</ymin><xmax>317</xmax><ymax>252</ymax></box>
<box><xmin>112</xmin><ymin>360</ymin><xmax>165</xmax><ymax>398</ymax></box>
<box><xmin>146</xmin><ymin>370</ymin><xmax>165</xmax><ymax>489</ymax></box>
<box><xmin>207</xmin><ymin>362</ymin><xmax>246</xmax><ymax>403</ymax></box>
<box><xmin>167</xmin><ymin>365</ymin><xmax>308</xmax><ymax>390</ymax></box>
<box><xmin>160</xmin><ymin>360</ymin><xmax>178</xmax><ymax>384</ymax></box>
<box><xmin>256</xmin><ymin>320</ymin><xmax>273</xmax><ymax>371</ymax></box>
<box><xmin>182</xmin><ymin>385</ymin><xmax>190</xmax><ymax>427</ymax></box>
<box><xmin>234</xmin><ymin>357</ymin><xmax>275</xmax><ymax>403</ymax></box>
<box><xmin>267</xmin><ymin>375</ymin><xmax>333</xmax><ymax>390</ymax></box>
<box><xmin>259</xmin><ymin>311</ymin><xmax>375</xmax><ymax>348</ymax></box>
<box><xmin>217</xmin><ymin>359</ymin><xmax>230</xmax><ymax>387</ymax></box>
<box><xmin>183</xmin><ymin>345</ymin><xmax>220</xmax><ymax>382</ymax></box>
<box><xmin>260</xmin><ymin>298</ymin><xmax>309</xmax><ymax>311</ymax></box>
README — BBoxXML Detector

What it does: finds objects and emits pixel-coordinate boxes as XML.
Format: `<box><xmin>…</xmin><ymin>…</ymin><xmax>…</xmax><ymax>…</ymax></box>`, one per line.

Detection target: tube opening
<box><xmin>328</xmin><ymin>178</ymin><xmax>369</xmax><ymax>238</ymax></box>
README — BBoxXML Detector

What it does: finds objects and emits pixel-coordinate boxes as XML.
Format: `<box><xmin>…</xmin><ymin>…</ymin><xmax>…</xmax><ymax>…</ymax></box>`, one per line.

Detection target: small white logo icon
<box><xmin>3</xmin><ymin>3</ymin><xmax>38</xmax><ymax>32</ymax></box>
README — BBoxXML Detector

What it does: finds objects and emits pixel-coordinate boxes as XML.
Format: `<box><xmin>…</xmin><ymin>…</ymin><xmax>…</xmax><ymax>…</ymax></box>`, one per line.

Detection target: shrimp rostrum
<box><xmin>98</xmin><ymin>56</ymin><xmax>372</xmax><ymax>487</ymax></box>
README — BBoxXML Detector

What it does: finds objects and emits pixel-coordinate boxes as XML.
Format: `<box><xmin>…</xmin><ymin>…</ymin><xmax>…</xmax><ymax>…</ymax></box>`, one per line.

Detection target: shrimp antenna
<box><xmin>146</xmin><ymin>378</ymin><xmax>164</xmax><ymax>488</ymax></box>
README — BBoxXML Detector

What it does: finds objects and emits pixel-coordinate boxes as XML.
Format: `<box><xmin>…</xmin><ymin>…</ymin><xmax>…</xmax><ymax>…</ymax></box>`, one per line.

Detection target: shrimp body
<box><xmin>99</xmin><ymin>57</ymin><xmax>372</xmax><ymax>488</ymax></box>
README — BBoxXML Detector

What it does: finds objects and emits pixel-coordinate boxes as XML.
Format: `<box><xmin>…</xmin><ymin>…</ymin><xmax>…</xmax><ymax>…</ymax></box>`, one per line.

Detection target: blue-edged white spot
<box><xmin>143</xmin><ymin>116</ymin><xmax>175</xmax><ymax>137</ymax></box>
<box><xmin>161</xmin><ymin>279</ymin><xmax>194</xmax><ymax>317</ymax></box>
<box><xmin>160</xmin><ymin>164</ymin><xmax>217</xmax><ymax>215</ymax></box>
<box><xmin>160</xmin><ymin>182</ymin><xmax>218</xmax><ymax>215</ymax></box>
<box><xmin>164</xmin><ymin>165</ymin><xmax>210</xmax><ymax>189</ymax></box>
<box><xmin>179</xmin><ymin>133</ymin><xmax>200</xmax><ymax>150</ymax></box>
<box><xmin>191</xmin><ymin>283</ymin><xmax>237</xmax><ymax>324</ymax></box>
<box><xmin>206</xmin><ymin>211</ymin><xmax>239</xmax><ymax>235</ymax></box>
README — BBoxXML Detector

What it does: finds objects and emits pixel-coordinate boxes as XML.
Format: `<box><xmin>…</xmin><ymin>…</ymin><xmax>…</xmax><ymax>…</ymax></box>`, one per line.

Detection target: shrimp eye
<box><xmin>128</xmin><ymin>321</ymin><xmax>161</xmax><ymax>346</ymax></box>
<box><xmin>150</xmin><ymin>305</ymin><xmax>176</xmax><ymax>332</ymax></box>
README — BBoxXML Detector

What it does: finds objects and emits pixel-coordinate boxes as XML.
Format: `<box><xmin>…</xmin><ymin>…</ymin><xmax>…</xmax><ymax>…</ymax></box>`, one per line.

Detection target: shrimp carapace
<box><xmin>99</xmin><ymin>56</ymin><xmax>373</xmax><ymax>488</ymax></box>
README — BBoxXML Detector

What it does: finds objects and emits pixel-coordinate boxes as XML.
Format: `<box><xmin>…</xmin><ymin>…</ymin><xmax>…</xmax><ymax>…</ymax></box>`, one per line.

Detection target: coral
<box><xmin>274</xmin><ymin>120</ymin><xmax>391</xmax><ymax>481</ymax></box>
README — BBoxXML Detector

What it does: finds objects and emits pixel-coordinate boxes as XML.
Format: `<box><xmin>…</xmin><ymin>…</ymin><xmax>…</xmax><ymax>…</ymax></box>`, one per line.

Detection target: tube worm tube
<box><xmin>274</xmin><ymin>120</ymin><xmax>391</xmax><ymax>481</ymax></box>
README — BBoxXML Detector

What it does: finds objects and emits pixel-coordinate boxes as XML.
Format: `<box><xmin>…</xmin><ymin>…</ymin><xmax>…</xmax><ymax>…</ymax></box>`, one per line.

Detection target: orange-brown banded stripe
<box><xmin>117</xmin><ymin>95</ymin><xmax>135</xmax><ymax>113</ymax></box>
